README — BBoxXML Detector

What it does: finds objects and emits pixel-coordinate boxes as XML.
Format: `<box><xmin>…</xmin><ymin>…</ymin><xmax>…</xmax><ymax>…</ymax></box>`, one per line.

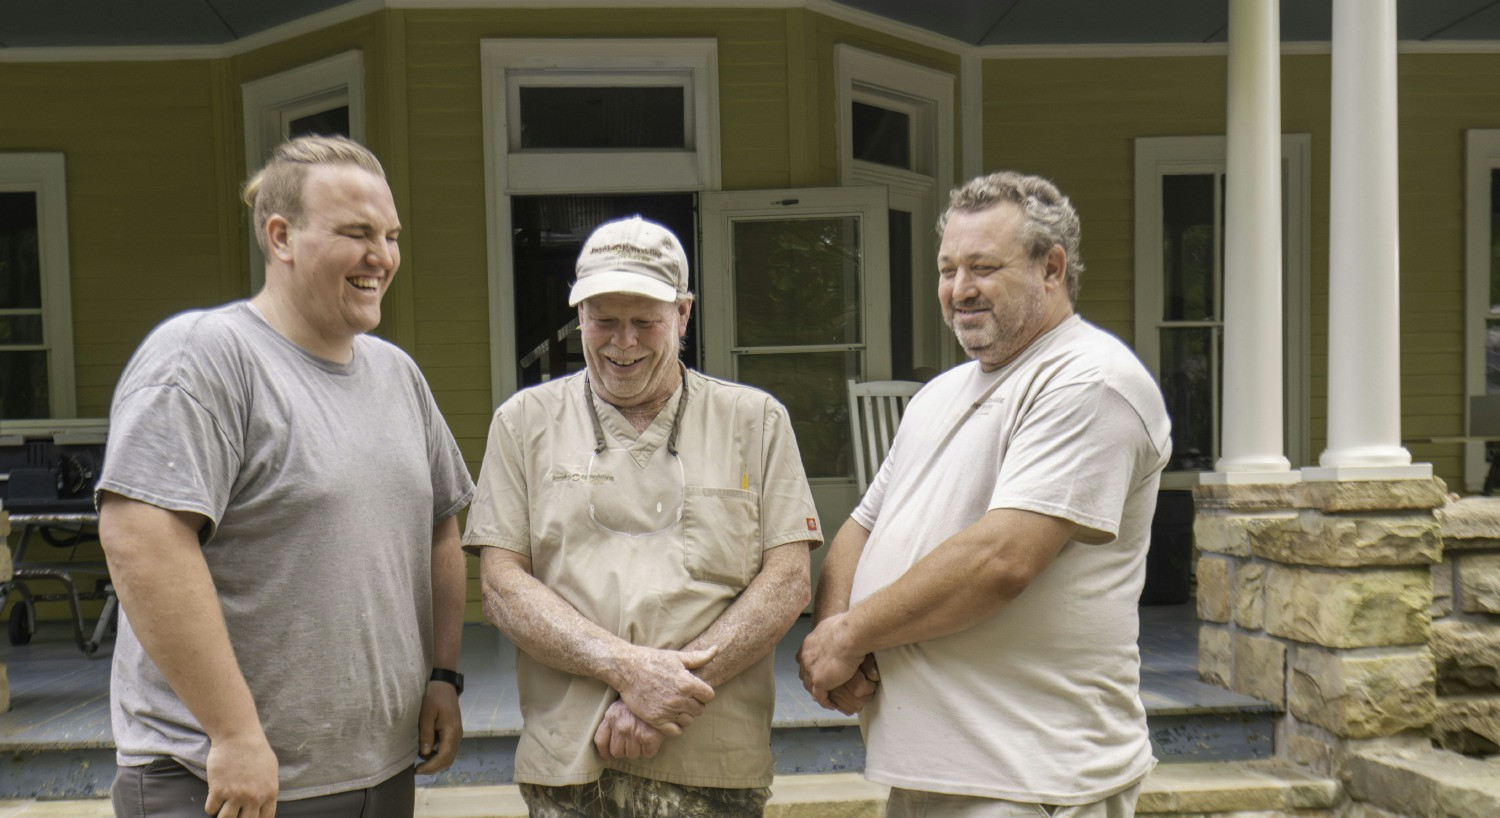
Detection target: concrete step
<box><xmin>0</xmin><ymin>762</ymin><xmax>1342</xmax><ymax>818</ymax></box>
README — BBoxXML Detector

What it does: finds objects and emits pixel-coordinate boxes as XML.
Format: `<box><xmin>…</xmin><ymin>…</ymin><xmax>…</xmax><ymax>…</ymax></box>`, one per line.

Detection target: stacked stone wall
<box><xmin>1431</xmin><ymin>498</ymin><xmax>1500</xmax><ymax>755</ymax></box>
<box><xmin>1192</xmin><ymin>480</ymin><xmax>1500</xmax><ymax>818</ymax></box>
<box><xmin>1193</xmin><ymin>478</ymin><xmax>1444</xmax><ymax>763</ymax></box>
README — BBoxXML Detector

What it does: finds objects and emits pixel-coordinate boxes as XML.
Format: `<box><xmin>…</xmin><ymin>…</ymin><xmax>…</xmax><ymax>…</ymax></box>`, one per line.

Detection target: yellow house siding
<box><xmin>1393</xmin><ymin>53</ymin><xmax>1500</xmax><ymax>482</ymax></box>
<box><xmin>399</xmin><ymin>6</ymin><xmax>811</xmax><ymax>619</ymax></box>
<box><xmin>981</xmin><ymin>56</ymin><xmax>1227</xmax><ymax>345</ymax></box>
<box><xmin>980</xmin><ymin>50</ymin><xmax>1496</xmax><ymax>487</ymax></box>
<box><xmin>0</xmin><ymin>61</ymin><xmax>229</xmax><ymax>418</ymax></box>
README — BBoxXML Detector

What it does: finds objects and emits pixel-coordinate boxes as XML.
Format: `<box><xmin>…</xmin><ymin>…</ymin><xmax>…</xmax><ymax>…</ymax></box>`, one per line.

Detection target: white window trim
<box><xmin>485</xmin><ymin>39</ymin><xmax>719</xmax><ymax>195</ymax></box>
<box><xmin>835</xmin><ymin>45</ymin><xmax>955</xmax><ymax>372</ymax></box>
<box><xmin>1464</xmin><ymin>130</ymin><xmax>1500</xmax><ymax>490</ymax></box>
<box><xmin>241</xmin><ymin>50</ymin><xmax>365</xmax><ymax>290</ymax></box>
<box><xmin>480</xmin><ymin>38</ymin><xmax>720</xmax><ymax>404</ymax></box>
<box><xmin>0</xmin><ymin>153</ymin><xmax>75</xmax><ymax>418</ymax></box>
<box><xmin>1134</xmin><ymin>135</ymin><xmax>1311</xmax><ymax>489</ymax></box>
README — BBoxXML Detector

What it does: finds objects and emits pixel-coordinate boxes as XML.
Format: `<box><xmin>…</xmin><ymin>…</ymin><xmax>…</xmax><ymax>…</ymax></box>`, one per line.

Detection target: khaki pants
<box><xmin>111</xmin><ymin>758</ymin><xmax>415</xmax><ymax>818</ymax></box>
<box><xmin>886</xmin><ymin>781</ymin><xmax>1142</xmax><ymax>818</ymax></box>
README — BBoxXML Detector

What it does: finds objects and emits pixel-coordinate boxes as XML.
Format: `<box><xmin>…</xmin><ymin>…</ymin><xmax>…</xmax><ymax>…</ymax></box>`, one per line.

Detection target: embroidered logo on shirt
<box><xmin>551</xmin><ymin>468</ymin><xmax>613</xmax><ymax>484</ymax></box>
<box><xmin>806</xmin><ymin>517</ymin><xmax>818</xmax><ymax>531</ymax></box>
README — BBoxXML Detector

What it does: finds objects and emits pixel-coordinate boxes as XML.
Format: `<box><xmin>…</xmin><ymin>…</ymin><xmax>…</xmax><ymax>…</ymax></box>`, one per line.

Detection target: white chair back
<box><xmin>847</xmin><ymin>379</ymin><xmax>922</xmax><ymax>494</ymax></box>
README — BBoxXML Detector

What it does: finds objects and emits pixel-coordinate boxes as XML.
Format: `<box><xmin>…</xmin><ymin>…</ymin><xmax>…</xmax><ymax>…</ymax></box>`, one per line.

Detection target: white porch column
<box><xmin>1305</xmin><ymin>0</ymin><xmax>1431</xmax><ymax>481</ymax></box>
<box><xmin>1207</xmin><ymin>0</ymin><xmax>1294</xmax><ymax>484</ymax></box>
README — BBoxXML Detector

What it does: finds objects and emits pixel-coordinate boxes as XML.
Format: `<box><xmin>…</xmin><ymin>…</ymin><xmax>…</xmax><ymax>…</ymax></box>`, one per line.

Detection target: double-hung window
<box><xmin>1134</xmin><ymin>136</ymin><xmax>1310</xmax><ymax>485</ymax></box>
<box><xmin>0</xmin><ymin>154</ymin><xmax>73</xmax><ymax>421</ymax></box>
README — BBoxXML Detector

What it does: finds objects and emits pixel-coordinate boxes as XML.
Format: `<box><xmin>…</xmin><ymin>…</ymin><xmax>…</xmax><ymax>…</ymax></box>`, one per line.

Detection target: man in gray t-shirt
<box><xmin>98</xmin><ymin>136</ymin><xmax>474</xmax><ymax>818</ymax></box>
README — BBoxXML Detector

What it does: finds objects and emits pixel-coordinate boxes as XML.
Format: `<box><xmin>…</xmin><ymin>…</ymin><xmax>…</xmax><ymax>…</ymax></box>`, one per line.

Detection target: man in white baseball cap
<box><xmin>465</xmin><ymin>216</ymin><xmax>823</xmax><ymax>816</ymax></box>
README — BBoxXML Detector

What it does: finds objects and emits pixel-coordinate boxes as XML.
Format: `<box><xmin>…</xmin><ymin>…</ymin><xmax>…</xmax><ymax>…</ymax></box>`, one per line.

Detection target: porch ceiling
<box><xmin>1</xmin><ymin>0</ymin><xmax>1498</xmax><ymax>50</ymax></box>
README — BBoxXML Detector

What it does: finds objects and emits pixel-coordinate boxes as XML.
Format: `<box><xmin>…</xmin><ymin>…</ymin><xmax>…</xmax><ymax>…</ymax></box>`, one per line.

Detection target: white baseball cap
<box><xmin>568</xmin><ymin>216</ymin><xmax>691</xmax><ymax>306</ymax></box>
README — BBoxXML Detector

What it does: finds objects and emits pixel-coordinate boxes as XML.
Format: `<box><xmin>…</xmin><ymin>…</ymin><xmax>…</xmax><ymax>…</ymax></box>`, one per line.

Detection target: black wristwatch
<box><xmin>430</xmin><ymin>667</ymin><xmax>464</xmax><ymax>696</ymax></box>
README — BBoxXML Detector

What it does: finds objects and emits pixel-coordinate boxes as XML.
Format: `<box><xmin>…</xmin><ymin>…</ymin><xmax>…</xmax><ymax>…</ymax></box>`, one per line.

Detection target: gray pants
<box><xmin>886</xmin><ymin>781</ymin><xmax>1142</xmax><ymax>818</ymax></box>
<box><xmin>111</xmin><ymin>758</ymin><xmax>415</xmax><ymax>818</ymax></box>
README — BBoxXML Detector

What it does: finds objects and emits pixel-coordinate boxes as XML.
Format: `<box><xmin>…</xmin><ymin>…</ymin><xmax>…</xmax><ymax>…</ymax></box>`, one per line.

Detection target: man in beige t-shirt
<box><xmin>799</xmin><ymin>172</ymin><xmax>1170</xmax><ymax>817</ymax></box>
<box><xmin>464</xmin><ymin>216</ymin><xmax>823</xmax><ymax>816</ymax></box>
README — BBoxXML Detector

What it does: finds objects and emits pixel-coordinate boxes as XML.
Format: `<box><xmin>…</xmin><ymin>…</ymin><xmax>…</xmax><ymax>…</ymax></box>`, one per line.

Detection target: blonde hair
<box><xmin>242</xmin><ymin>135</ymin><xmax>385</xmax><ymax>251</ymax></box>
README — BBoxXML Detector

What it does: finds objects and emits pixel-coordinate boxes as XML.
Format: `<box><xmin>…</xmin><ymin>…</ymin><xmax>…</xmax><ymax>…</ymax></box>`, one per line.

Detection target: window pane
<box><xmin>0</xmin><ymin>349</ymin><xmax>48</xmax><ymax>419</ymax></box>
<box><xmin>519</xmin><ymin>87</ymin><xmax>686</xmax><ymax>150</ymax></box>
<box><xmin>1487</xmin><ymin>320</ymin><xmax>1500</xmax><ymax>394</ymax></box>
<box><xmin>852</xmin><ymin>101</ymin><xmax>911</xmax><ymax>170</ymax></box>
<box><xmin>1161</xmin><ymin>327</ymin><xmax>1216</xmax><ymax>472</ymax></box>
<box><xmin>733</xmin><ymin>217</ymin><xmax>862</xmax><ymax>347</ymax></box>
<box><xmin>1491</xmin><ymin>168</ymin><xmax>1500</xmax><ymax>311</ymax></box>
<box><xmin>1161</xmin><ymin>174</ymin><xmax>1216</xmax><ymax>321</ymax></box>
<box><xmin>0</xmin><ymin>191</ymin><xmax>41</xmax><ymax>310</ymax></box>
<box><xmin>289</xmin><ymin>105</ymin><xmax>350</xmax><ymax>139</ymax></box>
<box><xmin>0</xmin><ymin>313</ymin><xmax>44</xmax><ymax>344</ymax></box>
<box><xmin>736</xmin><ymin>351</ymin><xmax>860</xmax><ymax>479</ymax></box>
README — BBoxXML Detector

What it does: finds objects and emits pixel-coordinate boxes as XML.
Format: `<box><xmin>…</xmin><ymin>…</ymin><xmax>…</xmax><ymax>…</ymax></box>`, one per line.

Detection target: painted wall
<box><xmin>393</xmin><ymin>7</ymin><xmax>959</xmax><ymax>618</ymax></box>
<box><xmin>983</xmin><ymin>51</ymin><xmax>1500</xmax><ymax>485</ymax></box>
<box><xmin>2</xmin><ymin>7</ymin><xmax>1494</xmax><ymax>622</ymax></box>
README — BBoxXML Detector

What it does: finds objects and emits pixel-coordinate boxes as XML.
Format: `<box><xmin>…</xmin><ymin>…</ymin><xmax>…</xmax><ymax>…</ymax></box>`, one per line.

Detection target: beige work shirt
<box><xmin>464</xmin><ymin>369</ymin><xmax>823</xmax><ymax>788</ymax></box>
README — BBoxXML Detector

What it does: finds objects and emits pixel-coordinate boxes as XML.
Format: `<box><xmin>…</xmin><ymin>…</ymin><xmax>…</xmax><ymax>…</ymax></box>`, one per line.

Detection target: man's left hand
<box><xmin>416</xmin><ymin>680</ymin><xmax>463</xmax><ymax>773</ymax></box>
<box><xmin>594</xmin><ymin>699</ymin><xmax>665</xmax><ymax>761</ymax></box>
<box><xmin>796</xmin><ymin>612</ymin><xmax>865</xmax><ymax>709</ymax></box>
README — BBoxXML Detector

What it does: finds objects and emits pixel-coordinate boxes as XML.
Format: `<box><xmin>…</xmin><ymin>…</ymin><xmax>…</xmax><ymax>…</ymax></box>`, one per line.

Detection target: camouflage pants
<box><xmin>520</xmin><ymin>769</ymin><xmax>770</xmax><ymax>818</ymax></box>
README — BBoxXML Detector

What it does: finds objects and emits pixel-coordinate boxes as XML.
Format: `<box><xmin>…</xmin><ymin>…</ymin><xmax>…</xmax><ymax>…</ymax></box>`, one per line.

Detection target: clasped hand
<box><xmin>796</xmin><ymin>612</ymin><xmax>880</xmax><ymax>715</ymax></box>
<box><xmin>595</xmin><ymin>644</ymin><xmax>717</xmax><ymax>760</ymax></box>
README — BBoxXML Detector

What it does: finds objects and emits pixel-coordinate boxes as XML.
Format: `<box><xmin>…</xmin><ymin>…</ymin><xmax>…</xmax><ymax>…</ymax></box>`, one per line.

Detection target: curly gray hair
<box><xmin>938</xmin><ymin>171</ymin><xmax>1084</xmax><ymax>302</ymax></box>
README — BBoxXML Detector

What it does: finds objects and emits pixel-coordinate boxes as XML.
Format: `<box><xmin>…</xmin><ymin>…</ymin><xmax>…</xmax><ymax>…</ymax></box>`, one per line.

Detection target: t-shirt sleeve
<box><xmin>97</xmin><ymin>382</ymin><xmax>241</xmax><ymax>540</ymax></box>
<box><xmin>849</xmin><ymin>408</ymin><xmax>906</xmax><ymax>532</ymax></box>
<box><xmin>419</xmin><ymin>382</ymin><xmax>475</xmax><ymax>524</ymax></box>
<box><xmin>461</xmin><ymin>406</ymin><xmax>531</xmax><ymax>556</ymax></box>
<box><xmin>759</xmin><ymin>400</ymin><xmax>825</xmax><ymax>550</ymax></box>
<box><xmin>990</xmin><ymin>380</ymin><xmax>1155</xmax><ymax>543</ymax></box>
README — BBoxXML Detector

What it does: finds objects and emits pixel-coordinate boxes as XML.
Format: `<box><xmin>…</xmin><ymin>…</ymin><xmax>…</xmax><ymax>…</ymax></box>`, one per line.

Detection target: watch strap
<box><xmin>430</xmin><ymin>667</ymin><xmax>464</xmax><ymax>696</ymax></box>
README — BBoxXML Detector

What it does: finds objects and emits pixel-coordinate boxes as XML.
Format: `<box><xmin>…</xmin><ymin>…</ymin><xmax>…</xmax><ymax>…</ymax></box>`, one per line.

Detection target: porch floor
<box><xmin>0</xmin><ymin>603</ymin><xmax>1272</xmax><ymax>796</ymax></box>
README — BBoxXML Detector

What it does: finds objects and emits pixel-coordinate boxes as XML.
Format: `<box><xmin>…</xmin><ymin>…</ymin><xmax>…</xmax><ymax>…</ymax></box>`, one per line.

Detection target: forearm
<box><xmin>837</xmin><ymin>509</ymin><xmax>1072</xmax><ymax>657</ymax></box>
<box><xmin>430</xmin><ymin>517</ymin><xmax>464</xmax><ymax>670</ymax></box>
<box><xmin>99</xmin><ymin>495</ymin><xmax>263</xmax><ymax>745</ymax></box>
<box><xmin>683</xmin><ymin>542</ymin><xmax>811</xmax><ymax>687</ymax></box>
<box><xmin>479</xmin><ymin>549</ymin><xmax>634</xmax><ymax>689</ymax></box>
<box><xmin>812</xmin><ymin>518</ymin><xmax>870</xmax><ymax>623</ymax></box>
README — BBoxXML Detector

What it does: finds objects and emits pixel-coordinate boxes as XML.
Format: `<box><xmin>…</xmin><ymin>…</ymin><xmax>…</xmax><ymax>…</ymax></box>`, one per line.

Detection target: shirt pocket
<box><xmin>681</xmin><ymin>485</ymin><xmax>761</xmax><ymax>589</ymax></box>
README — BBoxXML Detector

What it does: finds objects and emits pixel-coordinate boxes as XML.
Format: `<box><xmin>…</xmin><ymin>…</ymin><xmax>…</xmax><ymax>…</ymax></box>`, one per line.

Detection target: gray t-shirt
<box><xmin>97</xmin><ymin>301</ymin><xmax>474</xmax><ymax>800</ymax></box>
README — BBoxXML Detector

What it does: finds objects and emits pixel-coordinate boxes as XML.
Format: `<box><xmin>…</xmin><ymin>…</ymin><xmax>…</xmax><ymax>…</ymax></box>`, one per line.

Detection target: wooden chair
<box><xmin>847</xmin><ymin>379</ymin><xmax>923</xmax><ymax>494</ymax></box>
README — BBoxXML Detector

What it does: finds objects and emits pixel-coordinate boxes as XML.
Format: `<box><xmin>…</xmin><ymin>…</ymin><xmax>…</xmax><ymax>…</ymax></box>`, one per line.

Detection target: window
<box><xmin>836</xmin><ymin>46</ymin><xmax>955</xmax><ymax>378</ymax></box>
<box><xmin>241</xmin><ymin>51</ymin><xmax>364</xmax><ymax>290</ymax></box>
<box><xmin>1134</xmin><ymin>136</ymin><xmax>1311</xmax><ymax>486</ymax></box>
<box><xmin>0</xmin><ymin>154</ymin><xmax>74</xmax><ymax>420</ymax></box>
<box><xmin>485</xmin><ymin>39</ymin><xmax>719</xmax><ymax>196</ymax></box>
<box><xmin>480</xmin><ymin>39</ymin><xmax>720</xmax><ymax>402</ymax></box>
<box><xmin>1464</xmin><ymin>130</ymin><xmax>1500</xmax><ymax>490</ymax></box>
<box><xmin>700</xmin><ymin>186</ymin><xmax>889</xmax><ymax>517</ymax></box>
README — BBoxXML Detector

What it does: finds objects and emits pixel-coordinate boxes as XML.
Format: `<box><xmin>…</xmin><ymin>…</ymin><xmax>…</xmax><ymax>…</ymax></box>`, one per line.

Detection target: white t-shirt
<box><xmin>849</xmin><ymin>315</ymin><xmax>1171</xmax><ymax>804</ymax></box>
